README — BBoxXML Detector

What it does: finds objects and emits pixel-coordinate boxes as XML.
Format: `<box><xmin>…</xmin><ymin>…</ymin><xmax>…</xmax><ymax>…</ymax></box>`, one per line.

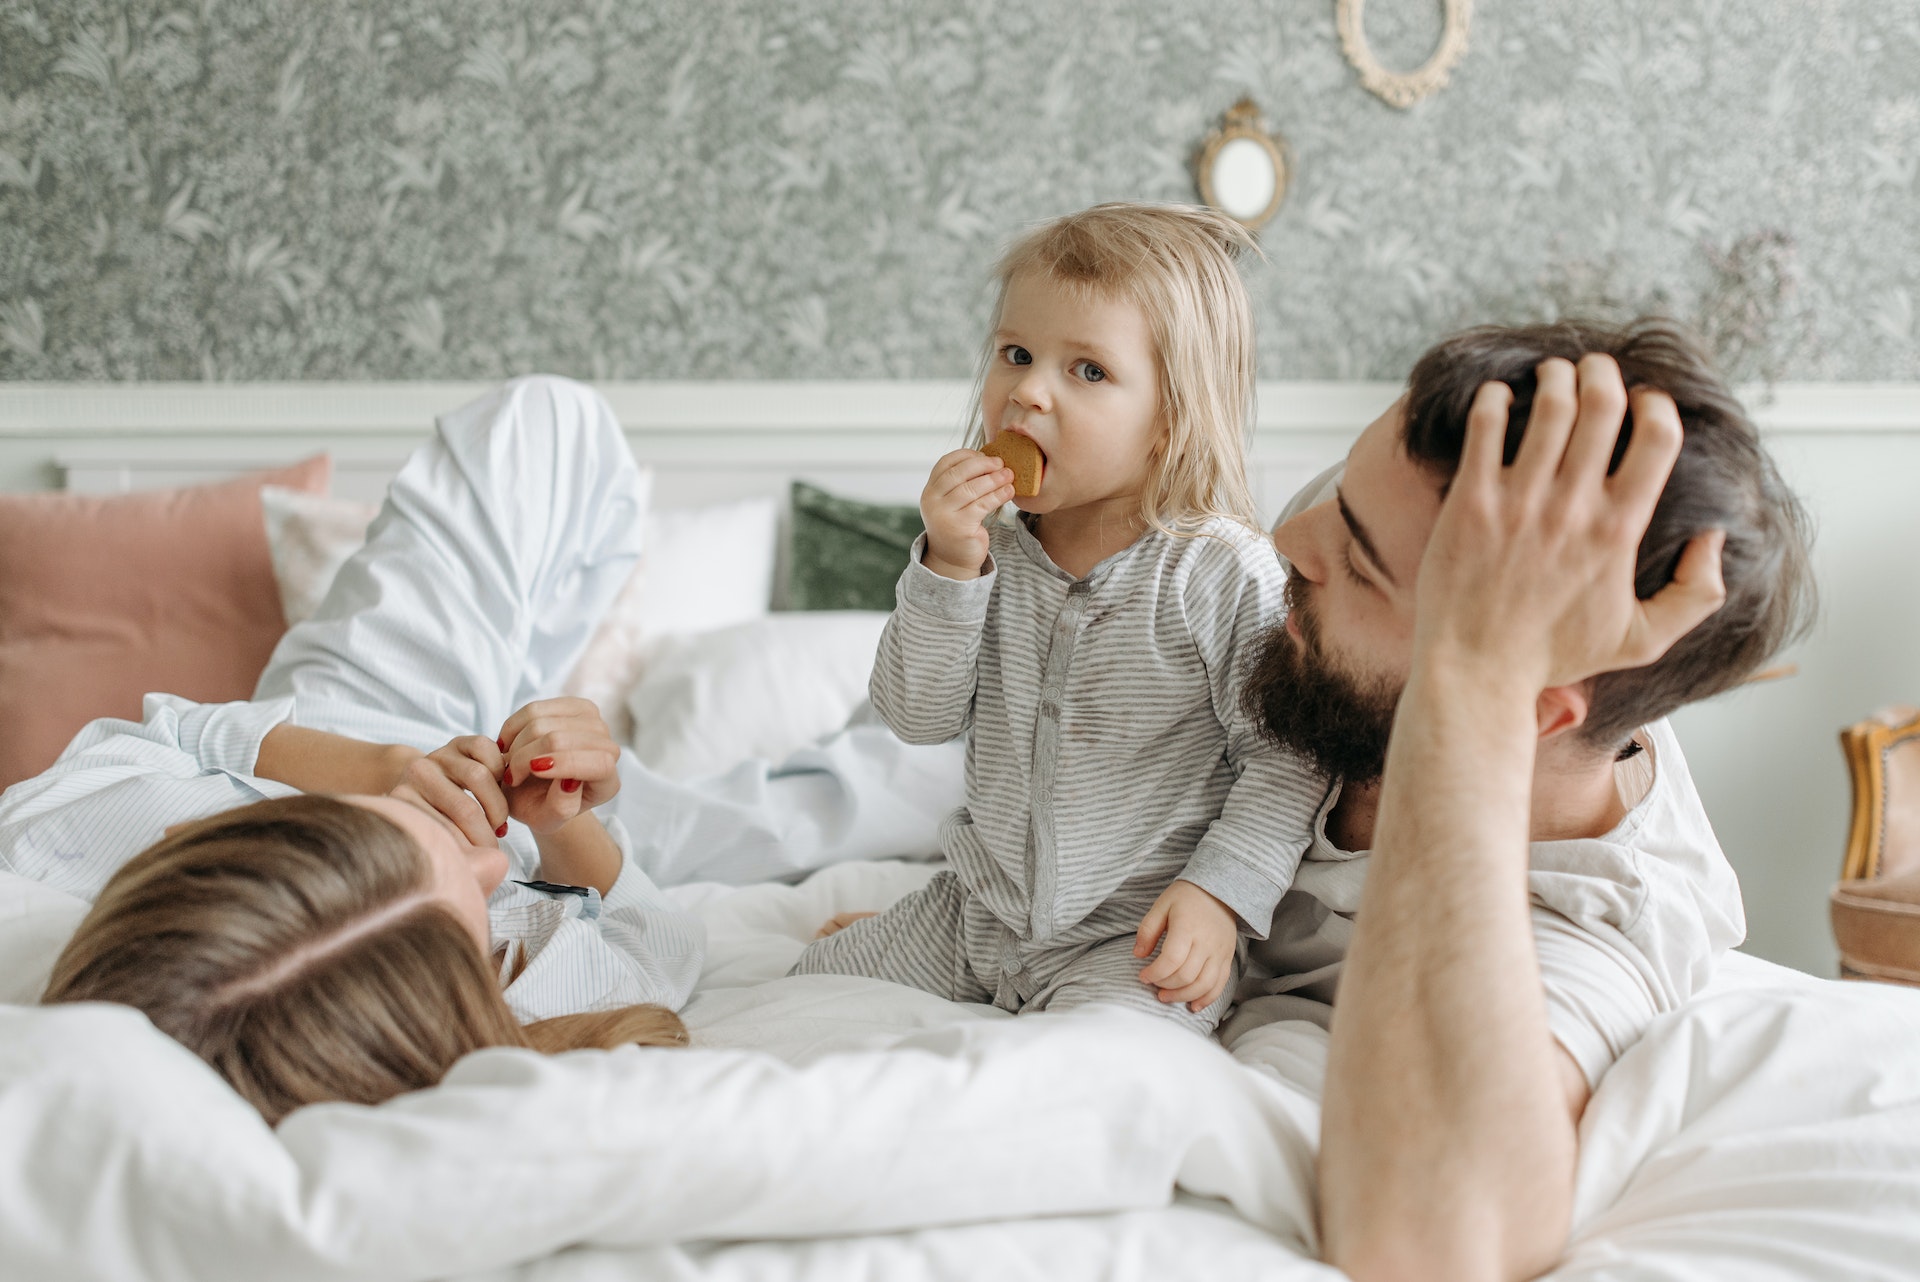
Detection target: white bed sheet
<box><xmin>3</xmin><ymin>860</ymin><xmax>1919</xmax><ymax>1281</ymax></box>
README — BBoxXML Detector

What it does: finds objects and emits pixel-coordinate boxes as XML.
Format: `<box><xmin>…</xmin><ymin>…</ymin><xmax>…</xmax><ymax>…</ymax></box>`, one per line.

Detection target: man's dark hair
<box><xmin>1401</xmin><ymin>318</ymin><xmax>1816</xmax><ymax>750</ymax></box>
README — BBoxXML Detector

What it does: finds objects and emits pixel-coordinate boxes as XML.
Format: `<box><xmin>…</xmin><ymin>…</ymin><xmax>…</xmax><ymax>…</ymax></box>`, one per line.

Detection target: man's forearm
<box><xmin>1319</xmin><ymin>652</ymin><xmax>1577</xmax><ymax>1282</ymax></box>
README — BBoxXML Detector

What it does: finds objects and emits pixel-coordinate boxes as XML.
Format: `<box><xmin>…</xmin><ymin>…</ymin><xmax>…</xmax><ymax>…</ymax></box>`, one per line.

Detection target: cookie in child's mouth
<box><xmin>983</xmin><ymin>432</ymin><xmax>1045</xmax><ymax>497</ymax></box>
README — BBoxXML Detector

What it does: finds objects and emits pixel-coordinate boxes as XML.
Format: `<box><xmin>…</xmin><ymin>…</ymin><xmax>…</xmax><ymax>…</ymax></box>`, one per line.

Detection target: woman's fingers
<box><xmin>509</xmin><ymin>745</ymin><xmax>618</xmax><ymax>792</ymax></box>
<box><xmin>403</xmin><ymin>757</ymin><xmax>500</xmax><ymax>847</ymax></box>
<box><xmin>498</xmin><ymin>711</ymin><xmax>618</xmax><ymax>789</ymax></box>
<box><xmin>499</xmin><ymin>727</ymin><xmax>620</xmax><ymax>828</ymax></box>
<box><xmin>496</xmin><ymin>698</ymin><xmax>602</xmax><ymax>757</ymax></box>
<box><xmin>443</xmin><ymin>752</ymin><xmax>509</xmax><ymax>831</ymax></box>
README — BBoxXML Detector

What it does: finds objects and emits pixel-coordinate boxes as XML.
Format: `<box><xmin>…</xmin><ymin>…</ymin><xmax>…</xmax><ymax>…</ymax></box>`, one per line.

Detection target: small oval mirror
<box><xmin>1194</xmin><ymin>98</ymin><xmax>1289</xmax><ymax>232</ymax></box>
<box><xmin>1211</xmin><ymin>136</ymin><xmax>1278</xmax><ymax>222</ymax></box>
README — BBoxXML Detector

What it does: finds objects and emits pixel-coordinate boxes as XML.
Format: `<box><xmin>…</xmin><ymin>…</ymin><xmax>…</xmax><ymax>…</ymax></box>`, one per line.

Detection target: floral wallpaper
<box><xmin>0</xmin><ymin>0</ymin><xmax>1915</xmax><ymax>383</ymax></box>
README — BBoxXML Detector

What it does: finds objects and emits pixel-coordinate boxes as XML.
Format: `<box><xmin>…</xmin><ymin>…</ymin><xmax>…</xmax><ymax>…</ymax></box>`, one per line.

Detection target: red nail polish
<box><xmin>502</xmin><ymin>769</ymin><xmax>512</xmax><ymax>787</ymax></box>
<box><xmin>530</xmin><ymin>756</ymin><xmax>555</xmax><ymax>773</ymax></box>
<box><xmin>497</xmin><ymin>737</ymin><xmax>508</xmax><ymax>753</ymax></box>
<box><xmin>560</xmin><ymin>778</ymin><xmax>581</xmax><ymax>793</ymax></box>
<box><xmin>495</xmin><ymin>823</ymin><xmax>508</xmax><ymax>838</ymax></box>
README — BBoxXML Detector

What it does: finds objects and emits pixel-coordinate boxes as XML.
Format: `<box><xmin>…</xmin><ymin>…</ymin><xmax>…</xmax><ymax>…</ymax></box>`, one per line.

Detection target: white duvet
<box><xmin>3</xmin><ymin>860</ymin><xmax>1918</xmax><ymax>1281</ymax></box>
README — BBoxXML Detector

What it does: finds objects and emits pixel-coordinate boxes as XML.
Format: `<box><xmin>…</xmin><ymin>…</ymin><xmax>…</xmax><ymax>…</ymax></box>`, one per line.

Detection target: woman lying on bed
<box><xmin>0</xmin><ymin>377</ymin><xmax>702</xmax><ymax>1123</ymax></box>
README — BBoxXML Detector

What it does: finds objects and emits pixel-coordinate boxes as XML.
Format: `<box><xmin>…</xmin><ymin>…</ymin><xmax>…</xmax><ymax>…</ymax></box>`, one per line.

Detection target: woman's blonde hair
<box><xmin>967</xmin><ymin>201</ymin><xmax>1264</xmax><ymax>535</ymax></box>
<box><xmin>41</xmin><ymin>795</ymin><xmax>686</xmax><ymax>1125</ymax></box>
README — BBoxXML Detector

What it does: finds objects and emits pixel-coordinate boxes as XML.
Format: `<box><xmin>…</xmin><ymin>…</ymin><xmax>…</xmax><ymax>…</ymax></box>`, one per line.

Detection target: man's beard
<box><xmin>1243</xmin><ymin>572</ymin><xmax>1403</xmax><ymax>784</ymax></box>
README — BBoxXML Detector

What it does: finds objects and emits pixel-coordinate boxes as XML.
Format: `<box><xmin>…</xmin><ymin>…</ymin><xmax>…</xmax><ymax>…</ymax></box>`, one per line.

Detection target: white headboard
<box><xmin>3</xmin><ymin>379</ymin><xmax>1401</xmax><ymax>521</ymax></box>
<box><xmin>0</xmin><ymin>379</ymin><xmax>1428</xmax><ymax>522</ymax></box>
<box><xmin>6</xmin><ymin>378</ymin><xmax>1911</xmax><ymax>519</ymax></box>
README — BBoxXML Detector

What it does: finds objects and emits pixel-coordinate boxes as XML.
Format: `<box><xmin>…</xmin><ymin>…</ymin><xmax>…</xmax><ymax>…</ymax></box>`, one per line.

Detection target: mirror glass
<box><xmin>1209</xmin><ymin>137</ymin><xmax>1277</xmax><ymax>223</ymax></box>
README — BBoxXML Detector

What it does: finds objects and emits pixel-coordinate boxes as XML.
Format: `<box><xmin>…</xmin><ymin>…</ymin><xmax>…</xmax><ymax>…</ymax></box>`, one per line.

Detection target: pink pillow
<box><xmin>0</xmin><ymin>455</ymin><xmax>331</xmax><ymax>790</ymax></box>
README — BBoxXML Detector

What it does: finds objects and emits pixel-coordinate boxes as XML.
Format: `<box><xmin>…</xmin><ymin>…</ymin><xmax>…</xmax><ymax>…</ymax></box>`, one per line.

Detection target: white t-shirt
<box><xmin>1224</xmin><ymin>462</ymin><xmax>1747</xmax><ymax>1085</ymax></box>
<box><xmin>1223</xmin><ymin>717</ymin><xmax>1747</xmax><ymax>1086</ymax></box>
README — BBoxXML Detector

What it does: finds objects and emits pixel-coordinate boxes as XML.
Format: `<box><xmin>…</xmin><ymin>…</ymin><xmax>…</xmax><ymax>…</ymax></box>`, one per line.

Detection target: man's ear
<box><xmin>1535</xmin><ymin>683</ymin><xmax>1591</xmax><ymax>742</ymax></box>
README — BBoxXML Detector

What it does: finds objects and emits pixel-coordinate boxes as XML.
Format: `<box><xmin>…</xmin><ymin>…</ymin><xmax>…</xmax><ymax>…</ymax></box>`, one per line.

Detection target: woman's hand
<box><xmin>1414</xmin><ymin>355</ymin><xmax>1727</xmax><ymax>694</ymax></box>
<box><xmin>384</xmin><ymin>698</ymin><xmax>620</xmax><ymax>852</ymax></box>
<box><xmin>497</xmin><ymin>697</ymin><xmax>622</xmax><ymax>836</ymax></box>
<box><xmin>920</xmin><ymin>449</ymin><xmax>1015</xmax><ymax>580</ymax></box>
<box><xmin>392</xmin><ymin>735</ymin><xmax>511</xmax><ymax>847</ymax></box>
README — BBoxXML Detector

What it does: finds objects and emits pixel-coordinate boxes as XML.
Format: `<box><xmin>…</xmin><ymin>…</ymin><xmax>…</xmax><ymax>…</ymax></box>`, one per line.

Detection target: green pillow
<box><xmin>784</xmin><ymin>480</ymin><xmax>924</xmax><ymax>611</ymax></box>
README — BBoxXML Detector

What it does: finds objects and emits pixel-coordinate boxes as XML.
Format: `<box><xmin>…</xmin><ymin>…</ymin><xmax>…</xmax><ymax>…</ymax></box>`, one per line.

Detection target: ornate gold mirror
<box><xmin>1194</xmin><ymin>98</ymin><xmax>1289</xmax><ymax>232</ymax></box>
<box><xmin>1336</xmin><ymin>0</ymin><xmax>1474</xmax><ymax>110</ymax></box>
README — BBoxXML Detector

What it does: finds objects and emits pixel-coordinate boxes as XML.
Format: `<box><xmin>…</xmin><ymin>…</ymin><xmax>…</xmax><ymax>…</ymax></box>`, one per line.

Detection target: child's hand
<box><xmin>815</xmin><ymin>910</ymin><xmax>876</xmax><ymax>939</ymax></box>
<box><xmin>1134</xmin><ymin>881</ymin><xmax>1238</xmax><ymax>1012</ymax></box>
<box><xmin>920</xmin><ymin>449</ymin><xmax>1015</xmax><ymax>580</ymax></box>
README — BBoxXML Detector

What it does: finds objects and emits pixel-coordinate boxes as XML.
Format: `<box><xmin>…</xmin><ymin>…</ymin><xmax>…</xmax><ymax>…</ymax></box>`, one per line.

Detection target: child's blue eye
<box><xmin>1002</xmin><ymin>344</ymin><xmax>1031</xmax><ymax>366</ymax></box>
<box><xmin>1074</xmin><ymin>360</ymin><xmax>1106</xmax><ymax>383</ymax></box>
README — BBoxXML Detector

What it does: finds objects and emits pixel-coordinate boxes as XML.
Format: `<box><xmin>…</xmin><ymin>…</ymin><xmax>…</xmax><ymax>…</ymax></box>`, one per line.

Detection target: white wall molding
<box><xmin>6</xmin><ymin>379</ymin><xmax>1915</xmax><ymax>439</ymax></box>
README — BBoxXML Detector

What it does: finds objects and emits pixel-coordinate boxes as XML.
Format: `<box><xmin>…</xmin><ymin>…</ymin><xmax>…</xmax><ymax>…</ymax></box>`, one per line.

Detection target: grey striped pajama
<box><xmin>791</xmin><ymin>515</ymin><xmax>1324</xmax><ymax>1033</ymax></box>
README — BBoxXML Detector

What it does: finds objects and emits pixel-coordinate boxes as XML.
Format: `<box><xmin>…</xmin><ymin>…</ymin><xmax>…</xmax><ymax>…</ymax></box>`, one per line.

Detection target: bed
<box><xmin>3</xmin><ymin>380</ymin><xmax>1920</xmax><ymax>1278</ymax></box>
<box><xmin>3</xmin><ymin>857</ymin><xmax>1919</xmax><ymax>1280</ymax></box>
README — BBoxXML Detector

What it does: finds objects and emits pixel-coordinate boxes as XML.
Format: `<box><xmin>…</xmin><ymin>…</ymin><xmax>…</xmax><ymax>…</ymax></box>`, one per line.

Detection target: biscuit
<box><xmin>982</xmin><ymin>432</ymin><xmax>1045</xmax><ymax>497</ymax></box>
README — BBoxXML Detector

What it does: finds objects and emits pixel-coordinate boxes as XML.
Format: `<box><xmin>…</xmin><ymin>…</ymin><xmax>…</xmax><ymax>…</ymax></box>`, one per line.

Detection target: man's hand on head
<box><xmin>1413</xmin><ymin>354</ymin><xmax>1727</xmax><ymax>695</ymax></box>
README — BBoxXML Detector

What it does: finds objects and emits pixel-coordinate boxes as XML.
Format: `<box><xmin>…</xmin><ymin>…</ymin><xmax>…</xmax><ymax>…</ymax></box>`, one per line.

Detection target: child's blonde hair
<box><xmin>966</xmin><ymin>202</ymin><xmax>1264</xmax><ymax>535</ymax></box>
<box><xmin>42</xmin><ymin>795</ymin><xmax>687</xmax><ymax>1124</ymax></box>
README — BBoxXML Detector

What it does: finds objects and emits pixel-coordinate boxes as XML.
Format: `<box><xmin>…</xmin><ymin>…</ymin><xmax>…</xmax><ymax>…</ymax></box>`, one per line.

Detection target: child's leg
<box><xmin>788</xmin><ymin>871</ymin><xmax>990</xmax><ymax>1003</ymax></box>
<box><xmin>255</xmin><ymin>376</ymin><xmax>645</xmax><ymax>750</ymax></box>
<box><xmin>1025</xmin><ymin>935</ymin><xmax>1239</xmax><ymax>1036</ymax></box>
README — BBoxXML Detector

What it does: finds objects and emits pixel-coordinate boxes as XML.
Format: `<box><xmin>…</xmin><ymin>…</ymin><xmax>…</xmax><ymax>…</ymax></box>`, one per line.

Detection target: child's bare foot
<box><xmin>815</xmin><ymin>911</ymin><xmax>877</xmax><ymax>939</ymax></box>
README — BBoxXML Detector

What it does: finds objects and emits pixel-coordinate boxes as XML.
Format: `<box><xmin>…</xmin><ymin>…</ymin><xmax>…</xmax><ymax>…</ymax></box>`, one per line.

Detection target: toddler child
<box><xmin>791</xmin><ymin>203</ymin><xmax>1324</xmax><ymax>1033</ymax></box>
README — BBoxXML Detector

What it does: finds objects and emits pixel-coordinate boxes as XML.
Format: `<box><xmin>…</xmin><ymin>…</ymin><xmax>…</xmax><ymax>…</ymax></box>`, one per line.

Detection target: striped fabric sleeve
<box><xmin>867</xmin><ymin>533</ymin><xmax>995</xmax><ymax>746</ymax></box>
<box><xmin>497</xmin><ymin>815</ymin><xmax>706</xmax><ymax>1019</ymax></box>
<box><xmin>0</xmin><ymin>695</ymin><xmax>299</xmax><ymax>903</ymax></box>
<box><xmin>1172</xmin><ymin>534</ymin><xmax>1322</xmax><ymax>938</ymax></box>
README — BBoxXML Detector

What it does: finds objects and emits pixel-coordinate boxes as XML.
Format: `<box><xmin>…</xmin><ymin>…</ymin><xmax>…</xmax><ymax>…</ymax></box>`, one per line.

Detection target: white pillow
<box><xmin>625</xmin><ymin>611</ymin><xmax>891</xmax><ymax>780</ymax></box>
<box><xmin>628</xmin><ymin>498</ymin><xmax>779</xmax><ymax>640</ymax></box>
<box><xmin>0</xmin><ymin>872</ymin><xmax>88</xmax><ymax>1005</ymax></box>
<box><xmin>259</xmin><ymin>486</ymin><xmax>380</xmax><ymax>625</ymax></box>
<box><xmin>563</xmin><ymin>496</ymin><xmax>779</xmax><ymax>739</ymax></box>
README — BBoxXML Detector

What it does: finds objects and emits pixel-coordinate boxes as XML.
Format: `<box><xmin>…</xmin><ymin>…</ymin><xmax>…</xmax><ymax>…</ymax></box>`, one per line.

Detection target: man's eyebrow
<box><xmin>1336</xmin><ymin>487</ymin><xmax>1396</xmax><ymax>587</ymax></box>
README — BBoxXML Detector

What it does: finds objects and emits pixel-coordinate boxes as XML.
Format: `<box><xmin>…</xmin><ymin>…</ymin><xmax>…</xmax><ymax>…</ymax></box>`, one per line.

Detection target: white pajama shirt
<box><xmin>0</xmin><ymin>376</ymin><xmax>703</xmax><ymax>1018</ymax></box>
